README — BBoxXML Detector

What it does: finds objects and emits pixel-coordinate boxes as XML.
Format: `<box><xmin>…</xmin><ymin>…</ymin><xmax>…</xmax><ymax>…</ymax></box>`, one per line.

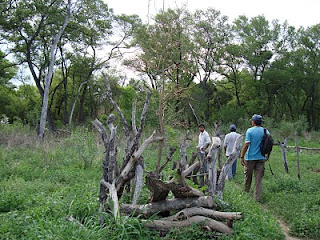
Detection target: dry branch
<box><xmin>116</xmin><ymin>131</ymin><xmax>163</xmax><ymax>192</ymax></box>
<box><xmin>92</xmin><ymin>118</ymin><xmax>109</xmax><ymax>147</ymax></box>
<box><xmin>162</xmin><ymin>207</ymin><xmax>242</xmax><ymax>221</ymax></box>
<box><xmin>121</xmin><ymin>90</ymin><xmax>152</xmax><ymax>171</ymax></box>
<box><xmin>159</xmin><ymin>147</ymin><xmax>177</xmax><ymax>174</ymax></box>
<box><xmin>131</xmin><ymin>98</ymin><xmax>138</xmax><ymax>135</ymax></box>
<box><xmin>100</xmin><ymin>179</ymin><xmax>119</xmax><ymax>220</ymax></box>
<box><xmin>183</xmin><ymin>161</ymin><xmax>200</xmax><ymax>177</ymax></box>
<box><xmin>143</xmin><ymin>216</ymin><xmax>233</xmax><ymax>234</ymax></box>
<box><xmin>121</xmin><ymin>196</ymin><xmax>214</xmax><ymax>217</ymax></box>
<box><xmin>103</xmin><ymin>72</ymin><xmax>130</xmax><ymax>138</ymax></box>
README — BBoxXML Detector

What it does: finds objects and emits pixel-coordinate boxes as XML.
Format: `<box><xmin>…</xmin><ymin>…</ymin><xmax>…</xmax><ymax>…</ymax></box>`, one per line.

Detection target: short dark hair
<box><xmin>198</xmin><ymin>123</ymin><xmax>205</xmax><ymax>128</ymax></box>
<box><xmin>254</xmin><ymin>119</ymin><xmax>262</xmax><ymax>126</ymax></box>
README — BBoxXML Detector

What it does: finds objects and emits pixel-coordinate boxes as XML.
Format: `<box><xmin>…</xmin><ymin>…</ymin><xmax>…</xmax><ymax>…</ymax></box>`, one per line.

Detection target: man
<box><xmin>240</xmin><ymin>114</ymin><xmax>270</xmax><ymax>202</ymax></box>
<box><xmin>224</xmin><ymin>124</ymin><xmax>241</xmax><ymax>180</ymax></box>
<box><xmin>197</xmin><ymin>123</ymin><xmax>211</xmax><ymax>154</ymax></box>
<box><xmin>196</xmin><ymin>124</ymin><xmax>211</xmax><ymax>186</ymax></box>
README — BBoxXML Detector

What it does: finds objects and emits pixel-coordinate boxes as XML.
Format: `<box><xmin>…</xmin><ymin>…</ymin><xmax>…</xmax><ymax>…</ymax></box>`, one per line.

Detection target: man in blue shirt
<box><xmin>240</xmin><ymin>114</ymin><xmax>269</xmax><ymax>202</ymax></box>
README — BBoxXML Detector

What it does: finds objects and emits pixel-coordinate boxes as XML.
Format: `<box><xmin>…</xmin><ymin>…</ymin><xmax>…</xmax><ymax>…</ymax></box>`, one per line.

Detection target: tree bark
<box><xmin>207</xmin><ymin>137</ymin><xmax>221</xmax><ymax>195</ymax></box>
<box><xmin>143</xmin><ymin>216</ymin><xmax>233</xmax><ymax>234</ymax></box>
<box><xmin>120</xmin><ymin>196</ymin><xmax>214</xmax><ymax>217</ymax></box>
<box><xmin>132</xmin><ymin>161</ymin><xmax>144</xmax><ymax>206</ymax></box>
<box><xmin>38</xmin><ymin>0</ymin><xmax>72</xmax><ymax>139</ymax></box>
<box><xmin>216</xmin><ymin>135</ymin><xmax>243</xmax><ymax>198</ymax></box>
<box><xmin>162</xmin><ymin>207</ymin><xmax>242</xmax><ymax>221</ymax></box>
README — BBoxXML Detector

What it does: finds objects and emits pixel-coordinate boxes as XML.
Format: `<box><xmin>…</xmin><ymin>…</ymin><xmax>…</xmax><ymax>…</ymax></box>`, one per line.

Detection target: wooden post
<box><xmin>278</xmin><ymin>138</ymin><xmax>289</xmax><ymax>173</ymax></box>
<box><xmin>198</xmin><ymin>151</ymin><xmax>205</xmax><ymax>187</ymax></box>
<box><xmin>216</xmin><ymin>135</ymin><xmax>243</xmax><ymax>198</ymax></box>
<box><xmin>207</xmin><ymin>137</ymin><xmax>221</xmax><ymax>195</ymax></box>
<box><xmin>295</xmin><ymin>132</ymin><xmax>301</xmax><ymax>180</ymax></box>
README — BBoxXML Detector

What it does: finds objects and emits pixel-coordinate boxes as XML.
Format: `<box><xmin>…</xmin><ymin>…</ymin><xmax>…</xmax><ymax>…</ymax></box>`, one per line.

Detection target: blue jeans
<box><xmin>228</xmin><ymin>159</ymin><xmax>237</xmax><ymax>179</ymax></box>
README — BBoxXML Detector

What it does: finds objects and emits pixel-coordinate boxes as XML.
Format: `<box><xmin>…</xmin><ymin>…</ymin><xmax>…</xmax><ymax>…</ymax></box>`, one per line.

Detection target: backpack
<box><xmin>261</xmin><ymin>128</ymin><xmax>274</xmax><ymax>156</ymax></box>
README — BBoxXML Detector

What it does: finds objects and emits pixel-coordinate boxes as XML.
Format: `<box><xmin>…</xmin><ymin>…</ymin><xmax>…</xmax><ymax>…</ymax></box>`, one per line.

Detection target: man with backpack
<box><xmin>240</xmin><ymin>114</ymin><xmax>272</xmax><ymax>202</ymax></box>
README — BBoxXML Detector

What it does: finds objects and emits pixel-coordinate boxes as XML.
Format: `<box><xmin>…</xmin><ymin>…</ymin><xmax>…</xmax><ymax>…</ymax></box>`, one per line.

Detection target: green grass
<box><xmin>230</xmin><ymin>144</ymin><xmax>320</xmax><ymax>239</ymax></box>
<box><xmin>0</xmin><ymin>124</ymin><xmax>319</xmax><ymax>239</ymax></box>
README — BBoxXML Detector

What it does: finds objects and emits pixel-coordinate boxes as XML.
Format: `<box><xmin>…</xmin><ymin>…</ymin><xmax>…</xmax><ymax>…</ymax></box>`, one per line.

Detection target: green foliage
<box><xmin>119</xmin><ymin>86</ymin><xmax>136</xmax><ymax>122</ymax></box>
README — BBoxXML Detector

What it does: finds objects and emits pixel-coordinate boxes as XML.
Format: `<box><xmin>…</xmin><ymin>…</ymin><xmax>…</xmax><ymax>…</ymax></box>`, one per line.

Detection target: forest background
<box><xmin>1</xmin><ymin>0</ymin><xmax>320</xmax><ymax>132</ymax></box>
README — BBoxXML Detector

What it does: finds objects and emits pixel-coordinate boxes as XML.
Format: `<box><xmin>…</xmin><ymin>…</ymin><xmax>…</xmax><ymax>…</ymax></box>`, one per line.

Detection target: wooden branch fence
<box><xmin>276</xmin><ymin>132</ymin><xmax>320</xmax><ymax>180</ymax></box>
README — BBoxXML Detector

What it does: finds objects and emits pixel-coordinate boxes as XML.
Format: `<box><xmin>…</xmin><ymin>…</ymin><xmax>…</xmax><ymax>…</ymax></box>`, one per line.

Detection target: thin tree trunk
<box><xmin>69</xmin><ymin>81</ymin><xmax>87</xmax><ymax>127</ymax></box>
<box><xmin>38</xmin><ymin>0</ymin><xmax>72</xmax><ymax>139</ymax></box>
<box><xmin>78</xmin><ymin>83</ymin><xmax>88</xmax><ymax>124</ymax></box>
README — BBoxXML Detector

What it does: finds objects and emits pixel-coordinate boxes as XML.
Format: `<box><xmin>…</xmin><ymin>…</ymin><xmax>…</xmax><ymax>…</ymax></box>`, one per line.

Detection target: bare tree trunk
<box><xmin>132</xmin><ymin>160</ymin><xmax>144</xmax><ymax>206</ymax></box>
<box><xmin>78</xmin><ymin>83</ymin><xmax>88</xmax><ymax>124</ymax></box>
<box><xmin>69</xmin><ymin>81</ymin><xmax>87</xmax><ymax>127</ymax></box>
<box><xmin>38</xmin><ymin>0</ymin><xmax>72</xmax><ymax>140</ymax></box>
<box><xmin>120</xmin><ymin>196</ymin><xmax>214</xmax><ymax>217</ymax></box>
<box><xmin>207</xmin><ymin>137</ymin><xmax>221</xmax><ymax>195</ymax></box>
<box><xmin>216</xmin><ymin>135</ymin><xmax>243</xmax><ymax>198</ymax></box>
<box><xmin>143</xmin><ymin>216</ymin><xmax>233</xmax><ymax>234</ymax></box>
<box><xmin>162</xmin><ymin>207</ymin><xmax>242</xmax><ymax>221</ymax></box>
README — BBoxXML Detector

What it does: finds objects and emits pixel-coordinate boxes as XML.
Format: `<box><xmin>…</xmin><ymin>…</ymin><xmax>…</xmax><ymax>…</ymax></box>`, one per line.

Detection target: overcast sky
<box><xmin>106</xmin><ymin>0</ymin><xmax>320</xmax><ymax>28</ymax></box>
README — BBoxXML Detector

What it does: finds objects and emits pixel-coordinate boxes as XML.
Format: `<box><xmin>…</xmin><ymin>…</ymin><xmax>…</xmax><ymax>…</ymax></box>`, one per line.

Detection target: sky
<box><xmin>106</xmin><ymin>0</ymin><xmax>320</xmax><ymax>28</ymax></box>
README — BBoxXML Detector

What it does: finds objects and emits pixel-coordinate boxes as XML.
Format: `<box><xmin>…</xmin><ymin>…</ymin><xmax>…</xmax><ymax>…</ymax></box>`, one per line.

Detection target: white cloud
<box><xmin>106</xmin><ymin>0</ymin><xmax>320</xmax><ymax>28</ymax></box>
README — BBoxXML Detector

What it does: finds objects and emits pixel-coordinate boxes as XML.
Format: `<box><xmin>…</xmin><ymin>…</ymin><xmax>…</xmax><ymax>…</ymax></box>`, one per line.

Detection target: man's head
<box><xmin>251</xmin><ymin>114</ymin><xmax>263</xmax><ymax>126</ymax></box>
<box><xmin>198</xmin><ymin>123</ymin><xmax>205</xmax><ymax>132</ymax></box>
<box><xmin>229</xmin><ymin>124</ymin><xmax>236</xmax><ymax>132</ymax></box>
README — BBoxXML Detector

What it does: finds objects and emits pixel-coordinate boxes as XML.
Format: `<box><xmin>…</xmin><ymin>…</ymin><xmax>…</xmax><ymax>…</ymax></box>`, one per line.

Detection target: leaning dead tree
<box><xmin>92</xmin><ymin>74</ymin><xmax>242</xmax><ymax>236</ymax></box>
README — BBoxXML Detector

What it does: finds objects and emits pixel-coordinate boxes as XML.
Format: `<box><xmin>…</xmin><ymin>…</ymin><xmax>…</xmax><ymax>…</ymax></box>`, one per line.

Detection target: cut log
<box><xmin>143</xmin><ymin>215</ymin><xmax>233</xmax><ymax>235</ymax></box>
<box><xmin>120</xmin><ymin>196</ymin><xmax>214</xmax><ymax>217</ymax></box>
<box><xmin>162</xmin><ymin>207</ymin><xmax>242</xmax><ymax>221</ymax></box>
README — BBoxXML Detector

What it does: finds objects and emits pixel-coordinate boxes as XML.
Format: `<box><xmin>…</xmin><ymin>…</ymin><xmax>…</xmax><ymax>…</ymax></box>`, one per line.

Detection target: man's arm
<box><xmin>240</xmin><ymin>142</ymin><xmax>250</xmax><ymax>166</ymax></box>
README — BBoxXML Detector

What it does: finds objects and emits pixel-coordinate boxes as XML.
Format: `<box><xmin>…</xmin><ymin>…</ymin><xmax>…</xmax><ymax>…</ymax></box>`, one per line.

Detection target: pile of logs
<box><xmin>92</xmin><ymin>74</ymin><xmax>243</xmax><ymax>236</ymax></box>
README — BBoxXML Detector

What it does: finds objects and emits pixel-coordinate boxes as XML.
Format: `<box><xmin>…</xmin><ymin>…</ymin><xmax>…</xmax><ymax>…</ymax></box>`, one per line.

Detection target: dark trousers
<box><xmin>244</xmin><ymin>160</ymin><xmax>265</xmax><ymax>202</ymax></box>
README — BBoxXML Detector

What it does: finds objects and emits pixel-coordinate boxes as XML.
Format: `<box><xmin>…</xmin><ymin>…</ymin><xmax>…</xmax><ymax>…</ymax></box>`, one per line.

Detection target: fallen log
<box><xmin>120</xmin><ymin>196</ymin><xmax>214</xmax><ymax>217</ymax></box>
<box><xmin>162</xmin><ymin>207</ymin><xmax>242</xmax><ymax>221</ymax></box>
<box><xmin>143</xmin><ymin>215</ymin><xmax>233</xmax><ymax>234</ymax></box>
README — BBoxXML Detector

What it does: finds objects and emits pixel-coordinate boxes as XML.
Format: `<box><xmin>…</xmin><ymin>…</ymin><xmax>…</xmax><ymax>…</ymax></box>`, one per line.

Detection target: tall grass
<box><xmin>1</xmin><ymin>124</ymin><xmax>318</xmax><ymax>239</ymax></box>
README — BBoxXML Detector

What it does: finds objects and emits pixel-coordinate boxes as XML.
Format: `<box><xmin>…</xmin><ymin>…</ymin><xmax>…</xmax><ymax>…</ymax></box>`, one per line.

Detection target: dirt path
<box><xmin>277</xmin><ymin>218</ymin><xmax>300</xmax><ymax>240</ymax></box>
<box><xmin>261</xmin><ymin>205</ymin><xmax>301</xmax><ymax>240</ymax></box>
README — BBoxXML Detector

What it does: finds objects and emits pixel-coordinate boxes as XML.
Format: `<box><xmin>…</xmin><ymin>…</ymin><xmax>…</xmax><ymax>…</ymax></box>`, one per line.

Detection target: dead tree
<box><xmin>216</xmin><ymin>135</ymin><xmax>243</xmax><ymax>198</ymax></box>
<box><xmin>92</xmin><ymin>76</ymin><xmax>242</xmax><ymax>236</ymax></box>
<box><xmin>207</xmin><ymin>137</ymin><xmax>221</xmax><ymax>195</ymax></box>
